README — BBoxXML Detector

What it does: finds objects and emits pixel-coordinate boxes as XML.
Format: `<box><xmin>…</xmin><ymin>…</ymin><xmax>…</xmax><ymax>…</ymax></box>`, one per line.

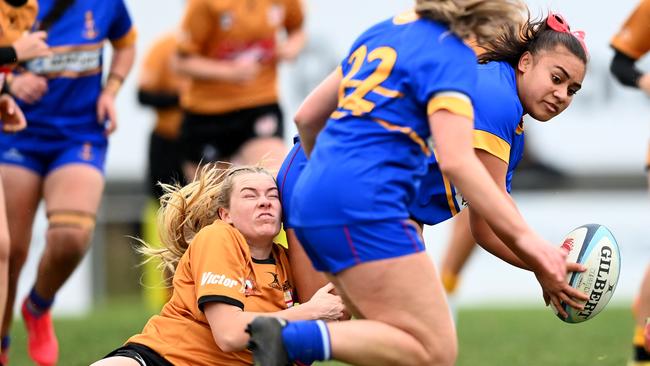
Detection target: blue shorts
<box><xmin>276</xmin><ymin>139</ymin><xmax>307</xmax><ymax>229</ymax></box>
<box><xmin>0</xmin><ymin>128</ymin><xmax>107</xmax><ymax>176</ymax></box>
<box><xmin>294</xmin><ymin>219</ymin><xmax>425</xmax><ymax>274</ymax></box>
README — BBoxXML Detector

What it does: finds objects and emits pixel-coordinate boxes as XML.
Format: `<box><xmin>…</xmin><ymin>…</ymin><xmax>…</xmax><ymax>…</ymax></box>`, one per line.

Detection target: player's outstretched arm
<box><xmin>429</xmin><ymin>109</ymin><xmax>587</xmax><ymax>316</ymax></box>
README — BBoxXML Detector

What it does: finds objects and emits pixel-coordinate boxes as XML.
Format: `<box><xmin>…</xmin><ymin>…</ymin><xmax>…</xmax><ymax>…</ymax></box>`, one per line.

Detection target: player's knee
<box><xmin>418</xmin><ymin>332</ymin><xmax>457</xmax><ymax>366</ymax></box>
<box><xmin>47</xmin><ymin>210</ymin><xmax>95</xmax><ymax>256</ymax></box>
<box><xmin>9</xmin><ymin>241</ymin><xmax>30</xmax><ymax>268</ymax></box>
<box><xmin>47</xmin><ymin>226</ymin><xmax>92</xmax><ymax>257</ymax></box>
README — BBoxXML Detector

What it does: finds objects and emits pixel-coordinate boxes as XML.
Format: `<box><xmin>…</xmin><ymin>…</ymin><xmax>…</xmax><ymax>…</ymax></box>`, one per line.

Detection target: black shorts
<box><xmin>148</xmin><ymin>131</ymin><xmax>185</xmax><ymax>199</ymax></box>
<box><xmin>180</xmin><ymin>103</ymin><xmax>284</xmax><ymax>164</ymax></box>
<box><xmin>103</xmin><ymin>343</ymin><xmax>173</xmax><ymax>366</ymax></box>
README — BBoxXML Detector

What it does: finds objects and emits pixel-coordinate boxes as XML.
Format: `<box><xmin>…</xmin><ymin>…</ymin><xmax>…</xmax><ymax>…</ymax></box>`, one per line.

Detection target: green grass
<box><xmin>4</xmin><ymin>300</ymin><xmax>634</xmax><ymax>366</ymax></box>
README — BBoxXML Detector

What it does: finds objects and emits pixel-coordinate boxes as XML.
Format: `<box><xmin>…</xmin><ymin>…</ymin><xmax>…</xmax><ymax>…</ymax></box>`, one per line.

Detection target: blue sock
<box><xmin>1</xmin><ymin>335</ymin><xmax>9</xmax><ymax>351</ymax></box>
<box><xmin>281</xmin><ymin>320</ymin><xmax>331</xmax><ymax>364</ymax></box>
<box><xmin>27</xmin><ymin>288</ymin><xmax>54</xmax><ymax>315</ymax></box>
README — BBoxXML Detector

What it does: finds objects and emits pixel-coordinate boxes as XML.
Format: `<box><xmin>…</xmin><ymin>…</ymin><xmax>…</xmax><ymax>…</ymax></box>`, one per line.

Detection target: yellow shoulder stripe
<box><xmin>473</xmin><ymin>130</ymin><xmax>510</xmax><ymax>164</ymax></box>
<box><xmin>427</xmin><ymin>92</ymin><xmax>473</xmax><ymax>121</ymax></box>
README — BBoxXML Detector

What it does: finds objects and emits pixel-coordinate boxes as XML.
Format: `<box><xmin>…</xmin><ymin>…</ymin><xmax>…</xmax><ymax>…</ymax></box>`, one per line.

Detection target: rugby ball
<box><xmin>553</xmin><ymin>224</ymin><xmax>620</xmax><ymax>323</ymax></box>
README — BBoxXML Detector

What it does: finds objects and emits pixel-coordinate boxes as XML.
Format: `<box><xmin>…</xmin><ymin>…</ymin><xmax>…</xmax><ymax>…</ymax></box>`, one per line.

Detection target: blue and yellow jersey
<box><xmin>289</xmin><ymin>12</ymin><xmax>478</xmax><ymax>227</ymax></box>
<box><xmin>410</xmin><ymin>61</ymin><xmax>525</xmax><ymax>225</ymax></box>
<box><xmin>18</xmin><ymin>0</ymin><xmax>135</xmax><ymax>140</ymax></box>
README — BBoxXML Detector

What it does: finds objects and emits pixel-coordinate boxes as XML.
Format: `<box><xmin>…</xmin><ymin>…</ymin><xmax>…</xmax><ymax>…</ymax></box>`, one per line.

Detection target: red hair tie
<box><xmin>546</xmin><ymin>12</ymin><xmax>588</xmax><ymax>56</ymax></box>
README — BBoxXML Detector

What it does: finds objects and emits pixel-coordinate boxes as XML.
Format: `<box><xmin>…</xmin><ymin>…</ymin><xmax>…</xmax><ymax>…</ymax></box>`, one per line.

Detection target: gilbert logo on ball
<box><xmin>553</xmin><ymin>224</ymin><xmax>621</xmax><ymax>323</ymax></box>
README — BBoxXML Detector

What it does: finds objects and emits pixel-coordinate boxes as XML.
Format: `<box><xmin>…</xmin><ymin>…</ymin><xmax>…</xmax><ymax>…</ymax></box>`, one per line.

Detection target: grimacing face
<box><xmin>220</xmin><ymin>172</ymin><xmax>281</xmax><ymax>244</ymax></box>
<box><xmin>517</xmin><ymin>45</ymin><xmax>586</xmax><ymax>122</ymax></box>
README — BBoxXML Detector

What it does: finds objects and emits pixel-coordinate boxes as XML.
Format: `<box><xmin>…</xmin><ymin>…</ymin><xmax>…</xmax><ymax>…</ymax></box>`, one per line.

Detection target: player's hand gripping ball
<box><xmin>552</xmin><ymin>224</ymin><xmax>620</xmax><ymax>323</ymax></box>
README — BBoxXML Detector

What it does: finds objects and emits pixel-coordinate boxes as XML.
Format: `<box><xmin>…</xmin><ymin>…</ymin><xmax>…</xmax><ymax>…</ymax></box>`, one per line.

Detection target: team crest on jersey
<box><xmin>83</xmin><ymin>11</ymin><xmax>98</xmax><ymax>40</ymax></box>
<box><xmin>267</xmin><ymin>271</ymin><xmax>282</xmax><ymax>290</ymax></box>
<box><xmin>241</xmin><ymin>277</ymin><xmax>260</xmax><ymax>296</ymax></box>
<box><xmin>267</xmin><ymin>4</ymin><xmax>285</xmax><ymax>26</ymax></box>
<box><xmin>220</xmin><ymin>12</ymin><xmax>233</xmax><ymax>30</ymax></box>
<box><xmin>80</xmin><ymin>142</ymin><xmax>93</xmax><ymax>161</ymax></box>
<box><xmin>515</xmin><ymin>118</ymin><xmax>524</xmax><ymax>135</ymax></box>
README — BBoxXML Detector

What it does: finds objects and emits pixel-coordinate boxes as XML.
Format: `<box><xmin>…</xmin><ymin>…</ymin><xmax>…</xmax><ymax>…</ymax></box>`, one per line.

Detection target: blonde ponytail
<box><xmin>415</xmin><ymin>0</ymin><xmax>526</xmax><ymax>43</ymax></box>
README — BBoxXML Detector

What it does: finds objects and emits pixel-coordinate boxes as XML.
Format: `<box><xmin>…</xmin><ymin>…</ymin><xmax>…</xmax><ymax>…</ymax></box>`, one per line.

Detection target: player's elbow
<box><xmin>212</xmin><ymin>330</ymin><xmax>246</xmax><ymax>353</ymax></box>
<box><xmin>294</xmin><ymin>107</ymin><xmax>318</xmax><ymax>135</ymax></box>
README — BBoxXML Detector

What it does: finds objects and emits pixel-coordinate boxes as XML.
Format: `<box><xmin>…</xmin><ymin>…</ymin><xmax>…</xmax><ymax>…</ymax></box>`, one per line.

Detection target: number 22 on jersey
<box><xmin>332</xmin><ymin>45</ymin><xmax>402</xmax><ymax>118</ymax></box>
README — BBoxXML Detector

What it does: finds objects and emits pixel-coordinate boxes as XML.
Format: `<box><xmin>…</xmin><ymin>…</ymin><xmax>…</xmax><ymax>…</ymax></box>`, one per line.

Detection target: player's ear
<box><xmin>218</xmin><ymin>207</ymin><xmax>232</xmax><ymax>224</ymax></box>
<box><xmin>518</xmin><ymin>51</ymin><xmax>533</xmax><ymax>73</ymax></box>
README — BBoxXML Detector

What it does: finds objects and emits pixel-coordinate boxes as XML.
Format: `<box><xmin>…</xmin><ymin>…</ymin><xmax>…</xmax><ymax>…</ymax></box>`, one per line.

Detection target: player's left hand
<box><xmin>0</xmin><ymin>94</ymin><xmax>27</xmax><ymax>132</ymax></box>
<box><xmin>97</xmin><ymin>91</ymin><xmax>117</xmax><ymax>135</ymax></box>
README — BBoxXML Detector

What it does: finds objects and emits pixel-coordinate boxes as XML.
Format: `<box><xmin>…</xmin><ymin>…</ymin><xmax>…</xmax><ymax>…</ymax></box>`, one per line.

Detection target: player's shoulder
<box><xmin>476</xmin><ymin>61</ymin><xmax>518</xmax><ymax>103</ymax></box>
<box><xmin>191</xmin><ymin>220</ymin><xmax>244</xmax><ymax>251</ymax></box>
<box><xmin>475</xmin><ymin>61</ymin><xmax>521</xmax><ymax>126</ymax></box>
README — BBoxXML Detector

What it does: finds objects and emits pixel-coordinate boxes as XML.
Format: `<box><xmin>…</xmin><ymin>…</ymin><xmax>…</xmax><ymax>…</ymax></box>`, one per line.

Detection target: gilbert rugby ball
<box><xmin>553</xmin><ymin>224</ymin><xmax>620</xmax><ymax>323</ymax></box>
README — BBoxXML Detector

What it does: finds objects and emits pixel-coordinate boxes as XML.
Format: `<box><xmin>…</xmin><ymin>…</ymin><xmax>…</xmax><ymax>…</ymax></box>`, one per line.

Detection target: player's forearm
<box><xmin>175</xmin><ymin>55</ymin><xmax>239</xmax><ymax>81</ymax></box>
<box><xmin>104</xmin><ymin>45</ymin><xmax>135</xmax><ymax>96</ymax></box>
<box><xmin>207</xmin><ymin>304</ymin><xmax>321</xmax><ymax>353</ymax></box>
<box><xmin>469</xmin><ymin>208</ymin><xmax>528</xmax><ymax>270</ymax></box>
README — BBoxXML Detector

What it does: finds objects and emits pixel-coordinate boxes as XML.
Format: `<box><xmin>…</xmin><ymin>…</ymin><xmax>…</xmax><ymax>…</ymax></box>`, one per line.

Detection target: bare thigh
<box><xmin>0</xmin><ymin>165</ymin><xmax>42</xmax><ymax>253</ymax></box>
<box><xmin>43</xmin><ymin>164</ymin><xmax>104</xmax><ymax>214</ymax></box>
<box><xmin>334</xmin><ymin>252</ymin><xmax>455</xmax><ymax>354</ymax></box>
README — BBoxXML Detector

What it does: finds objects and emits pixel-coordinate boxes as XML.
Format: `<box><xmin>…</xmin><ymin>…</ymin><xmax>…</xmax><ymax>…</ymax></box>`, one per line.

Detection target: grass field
<box><xmin>3</xmin><ymin>300</ymin><xmax>634</xmax><ymax>366</ymax></box>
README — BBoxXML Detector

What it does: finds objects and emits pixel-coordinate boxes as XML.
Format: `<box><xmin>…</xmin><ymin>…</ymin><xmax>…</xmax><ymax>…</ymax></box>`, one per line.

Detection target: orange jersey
<box><xmin>611</xmin><ymin>0</ymin><xmax>650</xmax><ymax>59</ymax></box>
<box><xmin>178</xmin><ymin>0</ymin><xmax>304</xmax><ymax>114</ymax></box>
<box><xmin>128</xmin><ymin>220</ymin><xmax>295</xmax><ymax>366</ymax></box>
<box><xmin>0</xmin><ymin>0</ymin><xmax>38</xmax><ymax>46</ymax></box>
<box><xmin>139</xmin><ymin>33</ymin><xmax>186</xmax><ymax>139</ymax></box>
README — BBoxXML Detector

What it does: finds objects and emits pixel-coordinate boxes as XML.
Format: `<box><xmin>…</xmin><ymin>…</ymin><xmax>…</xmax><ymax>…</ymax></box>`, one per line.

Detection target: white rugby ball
<box><xmin>553</xmin><ymin>224</ymin><xmax>621</xmax><ymax>323</ymax></box>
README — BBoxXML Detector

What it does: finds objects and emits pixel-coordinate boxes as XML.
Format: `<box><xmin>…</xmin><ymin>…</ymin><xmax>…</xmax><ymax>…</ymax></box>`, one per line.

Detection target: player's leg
<box><xmin>286</xmin><ymin>228</ymin><xmax>328</xmax><ymax>303</ymax></box>
<box><xmin>251</xmin><ymin>251</ymin><xmax>456</xmax><ymax>366</ymax></box>
<box><xmin>0</xmin><ymin>165</ymin><xmax>42</xmax><ymax>363</ymax></box>
<box><xmin>328</xmin><ymin>252</ymin><xmax>456</xmax><ymax>366</ymax></box>
<box><xmin>36</xmin><ymin>164</ymin><xmax>103</xmax><ymax>297</ymax></box>
<box><xmin>631</xmin><ymin>265</ymin><xmax>650</xmax><ymax>365</ymax></box>
<box><xmin>21</xmin><ymin>163</ymin><xmax>103</xmax><ymax>366</ymax></box>
<box><xmin>439</xmin><ymin>210</ymin><xmax>476</xmax><ymax>319</ymax></box>
<box><xmin>250</xmin><ymin>221</ymin><xmax>456</xmax><ymax>366</ymax></box>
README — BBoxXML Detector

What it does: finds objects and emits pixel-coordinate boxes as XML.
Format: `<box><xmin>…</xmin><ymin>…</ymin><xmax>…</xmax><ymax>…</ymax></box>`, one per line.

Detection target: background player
<box><xmin>0</xmin><ymin>0</ymin><xmax>48</xmax><ymax>361</ymax></box>
<box><xmin>175</xmin><ymin>0</ymin><xmax>305</xmax><ymax>181</ymax></box>
<box><xmin>609</xmin><ymin>1</ymin><xmax>650</xmax><ymax>364</ymax></box>
<box><xmin>0</xmin><ymin>0</ymin><xmax>136</xmax><ymax>364</ymax></box>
